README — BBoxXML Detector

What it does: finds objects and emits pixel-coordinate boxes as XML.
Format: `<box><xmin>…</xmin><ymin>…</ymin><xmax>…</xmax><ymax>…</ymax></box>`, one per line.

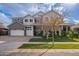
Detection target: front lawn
<box><xmin>30</xmin><ymin>38</ymin><xmax>53</xmax><ymax>42</ymax></box>
<box><xmin>19</xmin><ymin>44</ymin><xmax>79</xmax><ymax>49</ymax></box>
<box><xmin>29</xmin><ymin>37</ymin><xmax>79</xmax><ymax>42</ymax></box>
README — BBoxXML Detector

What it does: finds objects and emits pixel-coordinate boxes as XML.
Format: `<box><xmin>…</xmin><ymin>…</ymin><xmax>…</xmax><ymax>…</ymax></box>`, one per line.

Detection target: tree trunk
<box><xmin>52</xmin><ymin>29</ymin><xmax>55</xmax><ymax>47</ymax></box>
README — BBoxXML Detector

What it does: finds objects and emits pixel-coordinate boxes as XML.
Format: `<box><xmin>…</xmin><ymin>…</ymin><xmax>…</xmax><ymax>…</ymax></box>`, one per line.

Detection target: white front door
<box><xmin>26</xmin><ymin>26</ymin><xmax>33</xmax><ymax>36</ymax></box>
<box><xmin>10</xmin><ymin>30</ymin><xmax>24</xmax><ymax>36</ymax></box>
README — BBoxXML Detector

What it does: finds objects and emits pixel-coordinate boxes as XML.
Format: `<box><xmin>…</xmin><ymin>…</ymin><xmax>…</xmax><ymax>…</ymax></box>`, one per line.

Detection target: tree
<box><xmin>49</xmin><ymin>16</ymin><xmax>63</xmax><ymax>45</ymax></box>
<box><xmin>42</xmin><ymin>13</ymin><xmax>64</xmax><ymax>45</ymax></box>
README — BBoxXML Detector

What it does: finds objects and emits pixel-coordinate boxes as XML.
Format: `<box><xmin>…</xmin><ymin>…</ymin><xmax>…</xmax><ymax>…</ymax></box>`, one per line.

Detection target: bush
<box><xmin>48</xmin><ymin>33</ymin><xmax>52</xmax><ymax>37</ymax></box>
<box><xmin>39</xmin><ymin>31</ymin><xmax>43</xmax><ymax>36</ymax></box>
<box><xmin>73</xmin><ymin>32</ymin><xmax>79</xmax><ymax>38</ymax></box>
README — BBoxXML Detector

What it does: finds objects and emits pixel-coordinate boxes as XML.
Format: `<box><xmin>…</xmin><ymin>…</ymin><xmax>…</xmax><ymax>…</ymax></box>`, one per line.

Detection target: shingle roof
<box><xmin>0</xmin><ymin>22</ymin><xmax>6</xmax><ymax>28</ymax></box>
<box><xmin>33</xmin><ymin>11</ymin><xmax>45</xmax><ymax>17</ymax></box>
<box><xmin>8</xmin><ymin>22</ymin><xmax>25</xmax><ymax>29</ymax></box>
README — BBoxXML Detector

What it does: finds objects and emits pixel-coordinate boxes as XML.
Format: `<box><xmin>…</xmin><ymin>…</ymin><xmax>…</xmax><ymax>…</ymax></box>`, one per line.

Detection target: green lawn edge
<box><xmin>29</xmin><ymin>38</ymin><xmax>79</xmax><ymax>42</ymax></box>
<box><xmin>19</xmin><ymin>44</ymin><xmax>79</xmax><ymax>49</ymax></box>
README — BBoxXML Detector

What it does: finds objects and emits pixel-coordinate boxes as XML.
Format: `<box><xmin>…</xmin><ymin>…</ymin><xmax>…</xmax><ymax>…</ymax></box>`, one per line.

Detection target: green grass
<box><xmin>29</xmin><ymin>37</ymin><xmax>79</xmax><ymax>42</ymax></box>
<box><xmin>19</xmin><ymin>44</ymin><xmax>79</xmax><ymax>49</ymax></box>
<box><xmin>74</xmin><ymin>38</ymin><xmax>79</xmax><ymax>41</ymax></box>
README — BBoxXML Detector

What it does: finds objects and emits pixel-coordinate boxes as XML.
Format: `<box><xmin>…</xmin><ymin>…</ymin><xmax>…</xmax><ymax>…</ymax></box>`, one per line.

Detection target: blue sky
<box><xmin>0</xmin><ymin>3</ymin><xmax>79</xmax><ymax>26</ymax></box>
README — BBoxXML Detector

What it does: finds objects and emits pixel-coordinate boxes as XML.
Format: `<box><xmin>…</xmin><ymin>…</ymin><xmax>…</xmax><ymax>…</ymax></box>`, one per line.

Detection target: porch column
<box><xmin>24</xmin><ymin>27</ymin><xmax>26</xmax><ymax>36</ymax></box>
<box><xmin>42</xmin><ymin>26</ymin><xmax>46</xmax><ymax>36</ymax></box>
<box><xmin>8</xmin><ymin>29</ymin><xmax>10</xmax><ymax>36</ymax></box>
<box><xmin>66</xmin><ymin>26</ymin><xmax>68</xmax><ymax>33</ymax></box>
<box><xmin>59</xmin><ymin>26</ymin><xmax>61</xmax><ymax>35</ymax></box>
<box><xmin>62</xmin><ymin>25</ymin><xmax>63</xmax><ymax>30</ymax></box>
<box><xmin>32</xmin><ymin>26</ymin><xmax>34</xmax><ymax>36</ymax></box>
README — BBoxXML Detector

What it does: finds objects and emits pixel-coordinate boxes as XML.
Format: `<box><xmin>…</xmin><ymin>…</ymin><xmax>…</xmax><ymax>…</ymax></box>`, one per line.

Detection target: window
<box><xmin>30</xmin><ymin>19</ymin><xmax>33</xmax><ymax>22</ymax></box>
<box><xmin>25</xmin><ymin>19</ymin><xmax>28</xmax><ymax>22</ymax></box>
<box><xmin>26</xmin><ymin>26</ymin><xmax>32</xmax><ymax>30</ymax></box>
<box><xmin>63</xmin><ymin>26</ymin><xmax>66</xmax><ymax>31</ymax></box>
<box><xmin>35</xmin><ymin>19</ymin><xmax>37</xmax><ymax>23</ymax></box>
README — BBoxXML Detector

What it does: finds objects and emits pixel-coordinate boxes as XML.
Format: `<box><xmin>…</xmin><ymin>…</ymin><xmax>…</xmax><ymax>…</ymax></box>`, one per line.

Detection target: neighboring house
<box><xmin>8</xmin><ymin>10</ymin><xmax>78</xmax><ymax>36</ymax></box>
<box><xmin>71</xmin><ymin>24</ymin><xmax>79</xmax><ymax>32</ymax></box>
<box><xmin>0</xmin><ymin>22</ymin><xmax>8</xmax><ymax>35</ymax></box>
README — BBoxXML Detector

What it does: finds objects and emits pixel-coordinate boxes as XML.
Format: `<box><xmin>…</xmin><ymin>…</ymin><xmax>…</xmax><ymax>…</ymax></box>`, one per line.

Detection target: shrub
<box><xmin>73</xmin><ymin>32</ymin><xmax>79</xmax><ymax>38</ymax></box>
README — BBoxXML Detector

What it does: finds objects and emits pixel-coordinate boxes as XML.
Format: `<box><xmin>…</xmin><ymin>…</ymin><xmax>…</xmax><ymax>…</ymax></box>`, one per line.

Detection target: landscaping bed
<box><xmin>19</xmin><ymin>44</ymin><xmax>79</xmax><ymax>49</ymax></box>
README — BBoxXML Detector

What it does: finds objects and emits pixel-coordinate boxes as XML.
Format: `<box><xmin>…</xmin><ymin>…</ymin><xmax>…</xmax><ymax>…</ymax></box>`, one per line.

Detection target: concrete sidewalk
<box><xmin>23</xmin><ymin>42</ymin><xmax>79</xmax><ymax>44</ymax></box>
<box><xmin>0</xmin><ymin>41</ymin><xmax>79</xmax><ymax>56</ymax></box>
<box><xmin>6</xmin><ymin>49</ymin><xmax>79</xmax><ymax>56</ymax></box>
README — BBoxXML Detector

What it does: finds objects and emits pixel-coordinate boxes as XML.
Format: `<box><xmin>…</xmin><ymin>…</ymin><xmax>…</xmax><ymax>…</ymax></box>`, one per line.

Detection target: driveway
<box><xmin>0</xmin><ymin>36</ymin><xmax>32</xmax><ymax>42</ymax></box>
<box><xmin>0</xmin><ymin>36</ymin><xmax>32</xmax><ymax>56</ymax></box>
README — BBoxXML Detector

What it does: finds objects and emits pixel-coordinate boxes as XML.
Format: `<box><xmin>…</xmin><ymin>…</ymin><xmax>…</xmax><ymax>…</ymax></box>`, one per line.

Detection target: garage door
<box><xmin>10</xmin><ymin>30</ymin><xmax>24</xmax><ymax>36</ymax></box>
<box><xmin>26</xmin><ymin>30</ymin><xmax>33</xmax><ymax>36</ymax></box>
<box><xmin>26</xmin><ymin>26</ymin><xmax>33</xmax><ymax>36</ymax></box>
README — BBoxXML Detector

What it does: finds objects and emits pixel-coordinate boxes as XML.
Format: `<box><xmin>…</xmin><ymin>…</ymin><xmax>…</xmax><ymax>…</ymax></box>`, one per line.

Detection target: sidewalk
<box><xmin>6</xmin><ymin>49</ymin><xmax>79</xmax><ymax>56</ymax></box>
<box><xmin>23</xmin><ymin>42</ymin><xmax>79</xmax><ymax>44</ymax></box>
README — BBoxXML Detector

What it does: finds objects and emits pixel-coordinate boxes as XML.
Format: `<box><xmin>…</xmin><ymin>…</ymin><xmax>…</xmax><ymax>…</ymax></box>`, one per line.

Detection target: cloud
<box><xmin>64</xmin><ymin>17</ymin><xmax>79</xmax><ymax>24</ymax></box>
<box><xmin>0</xmin><ymin>3</ymin><xmax>57</xmax><ymax>16</ymax></box>
<box><xmin>0</xmin><ymin>12</ymin><xmax>12</xmax><ymax>26</ymax></box>
<box><xmin>0</xmin><ymin>3</ymin><xmax>79</xmax><ymax>26</ymax></box>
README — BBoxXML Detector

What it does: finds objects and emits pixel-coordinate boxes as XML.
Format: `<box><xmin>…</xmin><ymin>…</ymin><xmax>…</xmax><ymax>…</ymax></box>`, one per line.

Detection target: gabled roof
<box><xmin>24</xmin><ymin>14</ymin><xmax>34</xmax><ymax>18</ymax></box>
<box><xmin>0</xmin><ymin>22</ymin><xmax>7</xmax><ymax>29</ymax></box>
<box><xmin>43</xmin><ymin>10</ymin><xmax>63</xmax><ymax>18</ymax></box>
<box><xmin>33</xmin><ymin>11</ymin><xmax>45</xmax><ymax>17</ymax></box>
<box><xmin>11</xmin><ymin>16</ymin><xmax>23</xmax><ymax>19</ymax></box>
<box><xmin>8</xmin><ymin>22</ymin><xmax>25</xmax><ymax>29</ymax></box>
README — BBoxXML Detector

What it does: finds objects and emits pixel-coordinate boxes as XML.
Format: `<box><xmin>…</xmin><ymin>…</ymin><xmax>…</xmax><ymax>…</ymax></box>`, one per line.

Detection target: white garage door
<box><xmin>10</xmin><ymin>30</ymin><xmax>24</xmax><ymax>36</ymax></box>
<box><xmin>26</xmin><ymin>30</ymin><xmax>33</xmax><ymax>36</ymax></box>
<box><xmin>26</xmin><ymin>26</ymin><xmax>33</xmax><ymax>36</ymax></box>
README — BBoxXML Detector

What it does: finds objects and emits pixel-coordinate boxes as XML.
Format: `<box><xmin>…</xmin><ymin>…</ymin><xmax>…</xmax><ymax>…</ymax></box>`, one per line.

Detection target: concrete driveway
<box><xmin>0</xmin><ymin>36</ymin><xmax>32</xmax><ymax>42</ymax></box>
<box><xmin>0</xmin><ymin>36</ymin><xmax>32</xmax><ymax>56</ymax></box>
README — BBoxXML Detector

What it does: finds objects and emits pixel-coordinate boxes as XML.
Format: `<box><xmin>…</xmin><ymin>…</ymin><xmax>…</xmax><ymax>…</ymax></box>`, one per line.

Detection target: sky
<box><xmin>0</xmin><ymin>3</ymin><xmax>79</xmax><ymax>26</ymax></box>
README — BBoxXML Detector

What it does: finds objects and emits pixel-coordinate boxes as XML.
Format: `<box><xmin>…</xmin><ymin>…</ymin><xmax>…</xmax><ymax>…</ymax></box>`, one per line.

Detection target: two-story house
<box><xmin>8</xmin><ymin>10</ymin><xmax>71</xmax><ymax>36</ymax></box>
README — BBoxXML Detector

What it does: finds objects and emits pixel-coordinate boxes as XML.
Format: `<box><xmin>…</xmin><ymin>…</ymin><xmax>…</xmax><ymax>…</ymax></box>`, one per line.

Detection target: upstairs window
<box><xmin>30</xmin><ymin>19</ymin><xmax>33</xmax><ymax>22</ymax></box>
<box><xmin>35</xmin><ymin>19</ymin><xmax>37</xmax><ymax>23</ymax></box>
<box><xmin>25</xmin><ymin>19</ymin><xmax>28</xmax><ymax>22</ymax></box>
